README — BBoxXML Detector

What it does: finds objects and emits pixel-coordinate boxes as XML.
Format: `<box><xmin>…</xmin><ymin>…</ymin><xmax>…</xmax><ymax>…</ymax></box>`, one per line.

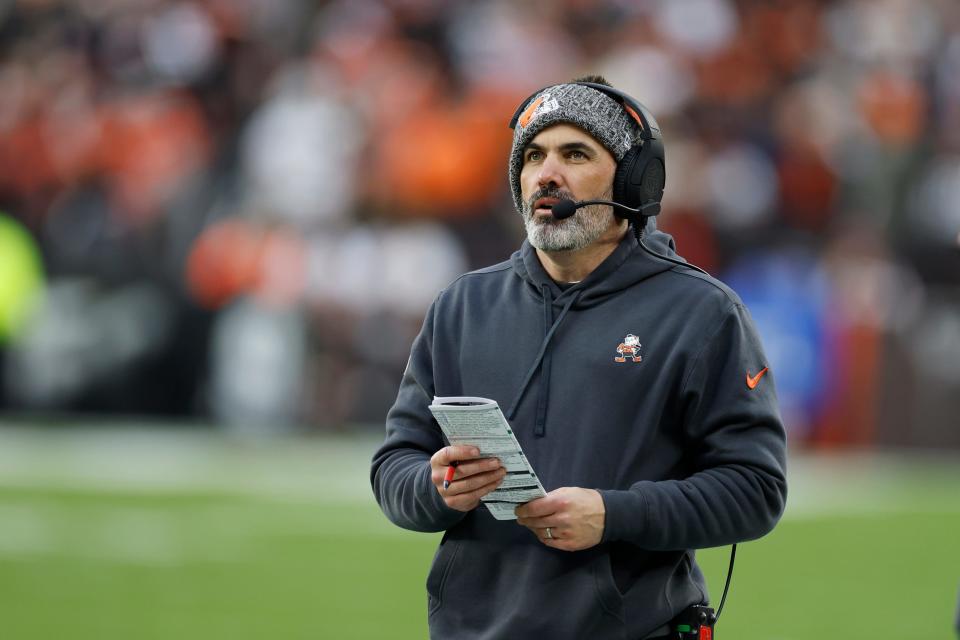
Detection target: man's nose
<box><xmin>537</xmin><ymin>154</ymin><xmax>564</xmax><ymax>189</ymax></box>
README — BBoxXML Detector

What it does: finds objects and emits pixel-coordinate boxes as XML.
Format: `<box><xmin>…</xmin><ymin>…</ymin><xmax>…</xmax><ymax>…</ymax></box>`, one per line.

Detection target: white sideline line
<box><xmin>0</xmin><ymin>426</ymin><xmax>958</xmax><ymax>519</ymax></box>
<box><xmin>0</xmin><ymin>425</ymin><xmax>382</xmax><ymax>503</ymax></box>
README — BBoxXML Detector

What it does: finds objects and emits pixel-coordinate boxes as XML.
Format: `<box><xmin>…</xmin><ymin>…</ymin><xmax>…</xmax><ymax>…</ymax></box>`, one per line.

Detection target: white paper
<box><xmin>429</xmin><ymin>396</ymin><xmax>546</xmax><ymax>520</ymax></box>
<box><xmin>481</xmin><ymin>501</ymin><xmax>522</xmax><ymax>520</ymax></box>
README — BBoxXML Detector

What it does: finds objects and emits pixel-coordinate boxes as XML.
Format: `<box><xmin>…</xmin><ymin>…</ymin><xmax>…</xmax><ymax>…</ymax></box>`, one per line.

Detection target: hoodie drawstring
<box><xmin>506</xmin><ymin>286</ymin><xmax>580</xmax><ymax>437</ymax></box>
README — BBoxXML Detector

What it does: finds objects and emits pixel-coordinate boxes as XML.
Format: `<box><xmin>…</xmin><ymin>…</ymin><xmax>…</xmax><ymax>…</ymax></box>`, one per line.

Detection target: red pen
<box><xmin>443</xmin><ymin>462</ymin><xmax>458</xmax><ymax>491</ymax></box>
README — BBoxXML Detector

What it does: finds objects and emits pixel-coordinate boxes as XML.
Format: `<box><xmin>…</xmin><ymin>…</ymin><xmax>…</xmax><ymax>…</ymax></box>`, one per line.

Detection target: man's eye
<box><xmin>526</xmin><ymin>150</ymin><xmax>542</xmax><ymax>162</ymax></box>
<box><xmin>569</xmin><ymin>150</ymin><xmax>586</xmax><ymax>160</ymax></box>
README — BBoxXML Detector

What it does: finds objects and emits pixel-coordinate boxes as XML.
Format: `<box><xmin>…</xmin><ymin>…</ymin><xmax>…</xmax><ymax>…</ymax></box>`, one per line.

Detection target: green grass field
<box><xmin>0</xmin><ymin>426</ymin><xmax>958</xmax><ymax>639</ymax></box>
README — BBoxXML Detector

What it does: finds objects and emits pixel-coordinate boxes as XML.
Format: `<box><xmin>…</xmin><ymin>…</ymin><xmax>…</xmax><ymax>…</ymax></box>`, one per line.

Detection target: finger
<box><xmin>536</xmin><ymin>526</ymin><xmax>585</xmax><ymax>550</ymax></box>
<box><xmin>445</xmin><ymin>467</ymin><xmax>506</xmax><ymax>496</ymax></box>
<box><xmin>432</xmin><ymin>446</ymin><xmax>481</xmax><ymax>467</ymax></box>
<box><xmin>515</xmin><ymin>496</ymin><xmax>558</xmax><ymax>519</ymax></box>
<box><xmin>472</xmin><ymin>475</ymin><xmax>508</xmax><ymax>499</ymax></box>
<box><xmin>431</xmin><ymin>457</ymin><xmax>501</xmax><ymax>487</ymax></box>
<box><xmin>445</xmin><ymin>475</ymin><xmax>506</xmax><ymax>510</ymax></box>
<box><xmin>448</xmin><ymin>457</ymin><xmax>501</xmax><ymax>479</ymax></box>
<box><xmin>542</xmin><ymin>526</ymin><xmax>561</xmax><ymax>541</ymax></box>
<box><xmin>525</xmin><ymin>524</ymin><xmax>553</xmax><ymax>542</ymax></box>
<box><xmin>534</xmin><ymin>527</ymin><xmax>564</xmax><ymax>545</ymax></box>
<box><xmin>516</xmin><ymin>515</ymin><xmax>559</xmax><ymax>530</ymax></box>
<box><xmin>541</xmin><ymin>537</ymin><xmax>577</xmax><ymax>552</ymax></box>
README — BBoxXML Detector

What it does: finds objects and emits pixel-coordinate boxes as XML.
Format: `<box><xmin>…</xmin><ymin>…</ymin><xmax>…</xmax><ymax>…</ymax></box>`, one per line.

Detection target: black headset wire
<box><xmin>635</xmin><ymin>216</ymin><xmax>736</xmax><ymax>627</ymax></box>
<box><xmin>715</xmin><ymin>543</ymin><xmax>737</xmax><ymax>623</ymax></box>
<box><xmin>634</xmin><ymin>218</ymin><xmax>709</xmax><ymax>277</ymax></box>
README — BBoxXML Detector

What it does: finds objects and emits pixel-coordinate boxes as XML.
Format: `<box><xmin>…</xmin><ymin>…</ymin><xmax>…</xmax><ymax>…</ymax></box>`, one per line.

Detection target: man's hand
<box><xmin>430</xmin><ymin>446</ymin><xmax>506</xmax><ymax>512</ymax></box>
<box><xmin>516</xmin><ymin>487</ymin><xmax>605</xmax><ymax>551</ymax></box>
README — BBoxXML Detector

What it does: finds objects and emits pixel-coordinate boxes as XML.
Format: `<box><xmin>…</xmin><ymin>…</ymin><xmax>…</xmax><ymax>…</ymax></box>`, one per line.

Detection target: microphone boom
<box><xmin>551</xmin><ymin>199</ymin><xmax>643</xmax><ymax>220</ymax></box>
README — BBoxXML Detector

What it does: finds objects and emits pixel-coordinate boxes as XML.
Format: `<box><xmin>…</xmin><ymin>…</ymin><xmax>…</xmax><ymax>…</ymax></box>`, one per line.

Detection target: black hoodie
<box><xmin>371</xmin><ymin>223</ymin><xmax>787</xmax><ymax>639</ymax></box>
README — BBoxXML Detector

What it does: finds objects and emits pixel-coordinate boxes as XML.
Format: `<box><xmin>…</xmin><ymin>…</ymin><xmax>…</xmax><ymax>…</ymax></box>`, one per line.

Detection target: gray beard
<box><xmin>522</xmin><ymin>188</ymin><xmax>616</xmax><ymax>252</ymax></box>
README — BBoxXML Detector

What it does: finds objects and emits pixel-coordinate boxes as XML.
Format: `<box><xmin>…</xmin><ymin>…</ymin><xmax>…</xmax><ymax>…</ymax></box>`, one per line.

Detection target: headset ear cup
<box><xmin>640</xmin><ymin>156</ymin><xmax>665</xmax><ymax>204</ymax></box>
<box><xmin>613</xmin><ymin>141</ymin><xmax>666</xmax><ymax>214</ymax></box>
<box><xmin>614</xmin><ymin>138</ymin><xmax>665</xmax><ymax>214</ymax></box>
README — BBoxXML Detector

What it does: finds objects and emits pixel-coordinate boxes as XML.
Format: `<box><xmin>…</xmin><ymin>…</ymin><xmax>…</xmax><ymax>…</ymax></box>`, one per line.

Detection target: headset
<box><xmin>509</xmin><ymin>81</ymin><xmax>667</xmax><ymax>218</ymax></box>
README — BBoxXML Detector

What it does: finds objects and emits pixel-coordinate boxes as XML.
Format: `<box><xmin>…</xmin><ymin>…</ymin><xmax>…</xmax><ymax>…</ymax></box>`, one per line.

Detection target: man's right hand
<box><xmin>430</xmin><ymin>446</ymin><xmax>506</xmax><ymax>512</ymax></box>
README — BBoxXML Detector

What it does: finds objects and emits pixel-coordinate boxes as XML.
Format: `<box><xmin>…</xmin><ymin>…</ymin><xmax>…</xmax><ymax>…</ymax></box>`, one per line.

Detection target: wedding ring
<box><xmin>545</xmin><ymin>527</ymin><xmax>553</xmax><ymax>540</ymax></box>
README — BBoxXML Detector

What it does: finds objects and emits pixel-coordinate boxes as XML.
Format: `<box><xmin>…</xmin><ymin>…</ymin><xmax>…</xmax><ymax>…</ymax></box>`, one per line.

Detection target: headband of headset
<box><xmin>508</xmin><ymin>81</ymin><xmax>661</xmax><ymax>142</ymax></box>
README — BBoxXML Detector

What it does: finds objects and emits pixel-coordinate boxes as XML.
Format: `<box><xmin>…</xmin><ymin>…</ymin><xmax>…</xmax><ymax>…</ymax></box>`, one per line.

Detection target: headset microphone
<box><xmin>550</xmin><ymin>198</ymin><xmax>659</xmax><ymax>220</ymax></box>
<box><xmin>549</xmin><ymin>198</ymin><xmax>709</xmax><ymax>276</ymax></box>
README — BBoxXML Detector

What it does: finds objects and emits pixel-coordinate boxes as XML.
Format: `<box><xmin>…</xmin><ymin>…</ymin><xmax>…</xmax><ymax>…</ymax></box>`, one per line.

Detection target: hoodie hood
<box><xmin>510</xmin><ymin>218</ymin><xmax>684</xmax><ymax>308</ymax></box>
<box><xmin>505</xmin><ymin>217</ymin><xmax>687</xmax><ymax>429</ymax></box>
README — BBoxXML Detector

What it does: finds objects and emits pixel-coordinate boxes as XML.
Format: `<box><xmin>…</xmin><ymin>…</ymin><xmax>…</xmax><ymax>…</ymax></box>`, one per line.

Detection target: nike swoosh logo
<box><xmin>746</xmin><ymin>367</ymin><xmax>769</xmax><ymax>390</ymax></box>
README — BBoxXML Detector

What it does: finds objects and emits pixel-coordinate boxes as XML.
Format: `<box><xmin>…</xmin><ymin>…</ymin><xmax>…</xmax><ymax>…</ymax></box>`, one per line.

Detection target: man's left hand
<box><xmin>515</xmin><ymin>487</ymin><xmax>605</xmax><ymax>551</ymax></box>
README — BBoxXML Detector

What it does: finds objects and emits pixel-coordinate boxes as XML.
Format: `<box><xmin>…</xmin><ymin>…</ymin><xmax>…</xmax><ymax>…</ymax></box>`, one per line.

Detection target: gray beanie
<box><xmin>508</xmin><ymin>82</ymin><xmax>641</xmax><ymax>214</ymax></box>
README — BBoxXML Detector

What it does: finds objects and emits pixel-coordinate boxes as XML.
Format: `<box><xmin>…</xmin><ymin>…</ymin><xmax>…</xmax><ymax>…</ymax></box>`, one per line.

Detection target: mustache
<box><xmin>525</xmin><ymin>187</ymin><xmax>575</xmax><ymax>213</ymax></box>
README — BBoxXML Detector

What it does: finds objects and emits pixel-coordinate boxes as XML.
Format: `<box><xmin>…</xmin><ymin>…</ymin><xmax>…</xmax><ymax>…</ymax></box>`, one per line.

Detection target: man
<box><xmin>371</xmin><ymin>76</ymin><xmax>787</xmax><ymax>639</ymax></box>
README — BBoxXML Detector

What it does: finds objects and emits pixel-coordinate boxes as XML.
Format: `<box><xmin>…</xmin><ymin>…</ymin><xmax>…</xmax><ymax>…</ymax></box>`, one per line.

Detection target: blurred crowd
<box><xmin>0</xmin><ymin>0</ymin><xmax>958</xmax><ymax>447</ymax></box>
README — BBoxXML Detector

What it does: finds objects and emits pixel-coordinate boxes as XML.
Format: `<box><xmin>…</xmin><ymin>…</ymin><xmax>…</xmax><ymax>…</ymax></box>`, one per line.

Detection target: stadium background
<box><xmin>0</xmin><ymin>0</ymin><xmax>958</xmax><ymax>638</ymax></box>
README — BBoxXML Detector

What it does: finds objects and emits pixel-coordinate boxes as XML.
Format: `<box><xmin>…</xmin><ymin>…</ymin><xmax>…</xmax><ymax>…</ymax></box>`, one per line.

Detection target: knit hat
<box><xmin>508</xmin><ymin>82</ymin><xmax>641</xmax><ymax>214</ymax></box>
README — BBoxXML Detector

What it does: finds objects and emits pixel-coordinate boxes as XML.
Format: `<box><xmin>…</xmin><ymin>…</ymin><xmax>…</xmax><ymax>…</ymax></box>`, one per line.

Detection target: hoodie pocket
<box><xmin>662</xmin><ymin>551</ymin><xmax>706</xmax><ymax>618</ymax></box>
<box><xmin>682</xmin><ymin>551</ymin><xmax>708</xmax><ymax>606</ymax></box>
<box><xmin>592</xmin><ymin>551</ymin><xmax>626</xmax><ymax>624</ymax></box>
<box><xmin>426</xmin><ymin>538</ymin><xmax>462</xmax><ymax>617</ymax></box>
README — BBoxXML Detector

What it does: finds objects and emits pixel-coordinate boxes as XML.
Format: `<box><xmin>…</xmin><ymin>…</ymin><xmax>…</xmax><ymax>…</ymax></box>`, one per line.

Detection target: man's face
<box><xmin>519</xmin><ymin>123</ymin><xmax>619</xmax><ymax>252</ymax></box>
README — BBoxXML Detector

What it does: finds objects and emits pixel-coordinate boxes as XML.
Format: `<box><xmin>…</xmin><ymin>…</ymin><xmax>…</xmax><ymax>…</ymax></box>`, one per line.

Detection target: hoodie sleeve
<box><xmin>600</xmin><ymin>302</ymin><xmax>787</xmax><ymax>549</ymax></box>
<box><xmin>370</xmin><ymin>298</ymin><xmax>468</xmax><ymax>532</ymax></box>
